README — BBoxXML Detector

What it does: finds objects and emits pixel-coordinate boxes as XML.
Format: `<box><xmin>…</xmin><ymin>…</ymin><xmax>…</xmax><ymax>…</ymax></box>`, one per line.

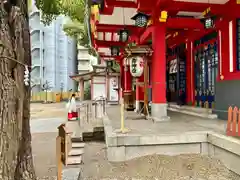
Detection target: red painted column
<box><xmin>186</xmin><ymin>40</ymin><xmax>195</xmax><ymax>105</ymax></box>
<box><xmin>151</xmin><ymin>23</ymin><xmax>167</xmax><ymax>120</ymax></box>
<box><xmin>124</xmin><ymin>65</ymin><xmax>132</xmax><ymax>93</ymax></box>
<box><xmin>218</xmin><ymin>19</ymin><xmax>230</xmax><ymax>79</ymax></box>
<box><xmin>135</xmin><ymin>74</ymin><xmax>144</xmax><ymax>111</ymax></box>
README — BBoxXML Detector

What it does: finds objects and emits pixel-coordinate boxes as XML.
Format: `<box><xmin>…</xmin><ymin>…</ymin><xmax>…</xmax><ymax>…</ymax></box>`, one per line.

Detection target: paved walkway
<box><xmin>31</xmin><ymin>118</ymin><xmax>65</xmax><ymax>133</ymax></box>
<box><xmin>30</xmin><ymin>102</ymin><xmax>80</xmax><ymax>180</ymax></box>
<box><xmin>106</xmin><ymin>105</ymin><xmax>227</xmax><ymax>136</ymax></box>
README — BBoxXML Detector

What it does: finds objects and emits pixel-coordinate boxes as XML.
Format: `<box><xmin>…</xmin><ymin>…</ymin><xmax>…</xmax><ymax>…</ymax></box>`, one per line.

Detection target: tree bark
<box><xmin>0</xmin><ymin>1</ymin><xmax>36</xmax><ymax>180</ymax></box>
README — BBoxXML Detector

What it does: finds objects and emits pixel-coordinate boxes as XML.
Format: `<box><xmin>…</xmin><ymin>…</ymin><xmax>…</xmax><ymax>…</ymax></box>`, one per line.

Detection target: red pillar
<box><xmin>136</xmin><ymin>74</ymin><xmax>144</xmax><ymax>111</ymax></box>
<box><xmin>186</xmin><ymin>40</ymin><xmax>195</xmax><ymax>105</ymax></box>
<box><xmin>151</xmin><ymin>24</ymin><xmax>167</xmax><ymax>120</ymax></box>
<box><xmin>124</xmin><ymin>65</ymin><xmax>132</xmax><ymax>93</ymax></box>
<box><xmin>218</xmin><ymin>20</ymin><xmax>230</xmax><ymax>78</ymax></box>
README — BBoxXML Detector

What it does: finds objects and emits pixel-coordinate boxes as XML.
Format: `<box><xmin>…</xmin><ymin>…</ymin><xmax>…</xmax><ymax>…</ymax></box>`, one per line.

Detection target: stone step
<box><xmin>71</xmin><ymin>137</ymin><xmax>83</xmax><ymax>143</ymax></box>
<box><xmin>66</xmin><ymin>155</ymin><xmax>82</xmax><ymax>165</ymax></box>
<box><xmin>72</xmin><ymin>142</ymin><xmax>85</xmax><ymax>148</ymax></box>
<box><xmin>68</xmin><ymin>147</ymin><xmax>84</xmax><ymax>156</ymax></box>
<box><xmin>168</xmin><ymin>104</ymin><xmax>213</xmax><ymax>114</ymax></box>
<box><xmin>167</xmin><ymin>105</ymin><xmax>218</xmax><ymax>119</ymax></box>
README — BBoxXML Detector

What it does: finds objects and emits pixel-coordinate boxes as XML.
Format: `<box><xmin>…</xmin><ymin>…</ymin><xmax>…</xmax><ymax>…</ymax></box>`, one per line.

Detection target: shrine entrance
<box><xmin>167</xmin><ymin>44</ymin><xmax>186</xmax><ymax>104</ymax></box>
<box><xmin>194</xmin><ymin>32</ymin><xmax>218</xmax><ymax>108</ymax></box>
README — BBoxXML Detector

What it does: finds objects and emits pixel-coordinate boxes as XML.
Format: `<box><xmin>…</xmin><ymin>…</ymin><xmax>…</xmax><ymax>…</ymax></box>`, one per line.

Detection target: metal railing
<box><xmin>77</xmin><ymin>97</ymin><xmax>106</xmax><ymax>128</ymax></box>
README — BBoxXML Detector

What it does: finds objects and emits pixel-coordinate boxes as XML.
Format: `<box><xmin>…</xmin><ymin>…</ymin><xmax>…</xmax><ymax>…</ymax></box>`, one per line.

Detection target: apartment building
<box><xmin>29</xmin><ymin>3</ymin><xmax>77</xmax><ymax>92</ymax></box>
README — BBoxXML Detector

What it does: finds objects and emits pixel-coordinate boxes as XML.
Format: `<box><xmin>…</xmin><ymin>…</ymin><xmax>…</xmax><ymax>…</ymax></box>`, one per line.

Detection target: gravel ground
<box><xmin>80</xmin><ymin>142</ymin><xmax>240</xmax><ymax>180</ymax></box>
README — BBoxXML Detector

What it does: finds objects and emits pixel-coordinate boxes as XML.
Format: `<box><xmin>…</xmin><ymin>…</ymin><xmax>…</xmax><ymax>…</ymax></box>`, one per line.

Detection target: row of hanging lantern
<box><xmin>110</xmin><ymin>12</ymin><xmax>150</xmax><ymax>56</ymax></box>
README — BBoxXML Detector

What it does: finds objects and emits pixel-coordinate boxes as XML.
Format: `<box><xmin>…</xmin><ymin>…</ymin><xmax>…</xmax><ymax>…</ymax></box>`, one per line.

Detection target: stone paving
<box><xmin>30</xmin><ymin>102</ymin><xmax>81</xmax><ymax>180</ymax></box>
<box><xmin>31</xmin><ymin>102</ymin><xmax>68</xmax><ymax>119</ymax></box>
<box><xmin>106</xmin><ymin>105</ymin><xmax>227</xmax><ymax>136</ymax></box>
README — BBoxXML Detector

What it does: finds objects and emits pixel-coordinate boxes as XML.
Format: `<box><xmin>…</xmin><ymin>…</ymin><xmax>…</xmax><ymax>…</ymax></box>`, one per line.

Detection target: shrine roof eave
<box><xmin>167</xmin><ymin>16</ymin><xmax>225</xmax><ymax>47</ymax></box>
<box><xmin>101</xmin><ymin>0</ymin><xmax>240</xmax><ymax>19</ymax></box>
<box><xmin>70</xmin><ymin>71</ymin><xmax>94</xmax><ymax>81</ymax></box>
<box><xmin>95</xmin><ymin>17</ymin><xmax>204</xmax><ymax>35</ymax></box>
<box><xmin>96</xmin><ymin>24</ymin><xmax>141</xmax><ymax>33</ymax></box>
<box><xmin>70</xmin><ymin>70</ymin><xmax>106</xmax><ymax>81</ymax></box>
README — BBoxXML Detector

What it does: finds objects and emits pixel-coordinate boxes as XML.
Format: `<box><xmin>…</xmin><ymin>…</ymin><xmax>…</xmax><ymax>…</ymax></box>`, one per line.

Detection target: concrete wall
<box><xmin>215</xmin><ymin>80</ymin><xmax>240</xmax><ymax>120</ymax></box>
<box><xmin>103</xmin><ymin>115</ymin><xmax>240</xmax><ymax>176</ymax></box>
<box><xmin>105</xmin><ymin>131</ymin><xmax>240</xmax><ymax>176</ymax></box>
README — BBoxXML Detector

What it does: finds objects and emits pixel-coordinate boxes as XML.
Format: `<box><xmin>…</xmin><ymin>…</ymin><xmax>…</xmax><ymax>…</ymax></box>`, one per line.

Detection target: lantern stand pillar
<box><xmin>135</xmin><ymin>74</ymin><xmax>144</xmax><ymax>112</ymax></box>
<box><xmin>120</xmin><ymin>62</ymin><xmax>125</xmax><ymax>100</ymax></box>
<box><xmin>114</xmin><ymin>88</ymin><xmax>130</xmax><ymax>134</ymax></box>
<box><xmin>124</xmin><ymin>65</ymin><xmax>134</xmax><ymax>110</ymax></box>
<box><xmin>143</xmin><ymin>58</ymin><xmax>149</xmax><ymax>115</ymax></box>
<box><xmin>151</xmin><ymin>23</ymin><xmax>169</xmax><ymax>121</ymax></box>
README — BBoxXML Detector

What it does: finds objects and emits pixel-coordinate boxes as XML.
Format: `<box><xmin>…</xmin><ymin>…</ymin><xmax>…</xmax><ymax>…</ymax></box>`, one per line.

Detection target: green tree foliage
<box><xmin>36</xmin><ymin>0</ymin><xmax>91</xmax><ymax>47</ymax></box>
<box><xmin>63</xmin><ymin>20</ymin><xmax>89</xmax><ymax>47</ymax></box>
<box><xmin>35</xmin><ymin>0</ymin><xmax>100</xmax><ymax>61</ymax></box>
<box><xmin>35</xmin><ymin>0</ymin><xmax>86</xmax><ymax>25</ymax></box>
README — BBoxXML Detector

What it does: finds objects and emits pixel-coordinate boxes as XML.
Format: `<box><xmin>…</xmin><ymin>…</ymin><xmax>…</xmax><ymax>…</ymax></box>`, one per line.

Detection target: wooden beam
<box><xmin>152</xmin><ymin>0</ymin><xmax>172</xmax><ymax>23</ymax></box>
<box><xmin>113</xmin><ymin>1</ymin><xmax>137</xmax><ymax>8</ymax></box>
<box><xmin>139</xmin><ymin>26</ymin><xmax>153</xmax><ymax>44</ymax></box>
<box><xmin>96</xmin><ymin>24</ymin><xmax>140</xmax><ymax>32</ymax></box>
<box><xmin>95</xmin><ymin>40</ymin><xmax>126</xmax><ymax>47</ymax></box>
<box><xmin>167</xmin><ymin>1</ymin><xmax>224</xmax><ymax>12</ymax></box>
<box><xmin>211</xmin><ymin>4</ymin><xmax>240</xmax><ymax>18</ymax></box>
<box><xmin>167</xmin><ymin>18</ymin><xmax>204</xmax><ymax>29</ymax></box>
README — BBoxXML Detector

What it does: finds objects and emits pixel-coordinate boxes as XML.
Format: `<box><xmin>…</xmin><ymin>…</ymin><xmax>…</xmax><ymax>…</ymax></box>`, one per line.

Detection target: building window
<box><xmin>236</xmin><ymin>19</ymin><xmax>240</xmax><ymax>70</ymax></box>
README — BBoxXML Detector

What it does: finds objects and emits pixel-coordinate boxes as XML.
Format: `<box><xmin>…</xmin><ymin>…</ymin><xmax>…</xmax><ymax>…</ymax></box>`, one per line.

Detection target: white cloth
<box><xmin>67</xmin><ymin>97</ymin><xmax>77</xmax><ymax>113</ymax></box>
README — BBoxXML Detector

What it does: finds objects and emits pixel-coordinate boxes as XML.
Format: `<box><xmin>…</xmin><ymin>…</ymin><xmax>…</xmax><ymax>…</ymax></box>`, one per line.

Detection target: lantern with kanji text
<box><xmin>129</xmin><ymin>56</ymin><xmax>144</xmax><ymax>77</ymax></box>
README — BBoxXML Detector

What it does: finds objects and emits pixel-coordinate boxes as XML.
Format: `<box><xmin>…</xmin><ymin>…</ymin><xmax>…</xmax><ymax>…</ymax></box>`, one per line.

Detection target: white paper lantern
<box><xmin>129</xmin><ymin>56</ymin><xmax>144</xmax><ymax>77</ymax></box>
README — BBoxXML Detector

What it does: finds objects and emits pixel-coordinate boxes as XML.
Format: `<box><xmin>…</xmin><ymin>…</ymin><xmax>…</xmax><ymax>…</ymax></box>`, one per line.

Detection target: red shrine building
<box><xmin>89</xmin><ymin>0</ymin><xmax>240</xmax><ymax>120</ymax></box>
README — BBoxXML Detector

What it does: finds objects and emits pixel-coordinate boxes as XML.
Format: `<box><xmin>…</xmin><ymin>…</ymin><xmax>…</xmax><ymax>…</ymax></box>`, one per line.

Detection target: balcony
<box><xmin>78</xmin><ymin>63</ymin><xmax>90</xmax><ymax>71</ymax></box>
<box><xmin>77</xmin><ymin>44</ymin><xmax>88</xmax><ymax>50</ymax></box>
<box><xmin>78</xmin><ymin>53</ymin><xmax>90</xmax><ymax>60</ymax></box>
<box><xmin>30</xmin><ymin>28</ymin><xmax>41</xmax><ymax>34</ymax></box>
<box><xmin>31</xmin><ymin>68</ymin><xmax>40</xmax><ymax>84</ymax></box>
<box><xmin>31</xmin><ymin>41</ymin><xmax>40</xmax><ymax>51</ymax></box>
<box><xmin>31</xmin><ymin>78</ymin><xmax>41</xmax><ymax>85</ymax></box>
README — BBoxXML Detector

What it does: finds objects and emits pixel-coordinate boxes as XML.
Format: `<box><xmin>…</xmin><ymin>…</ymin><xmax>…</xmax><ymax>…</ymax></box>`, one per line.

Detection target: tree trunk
<box><xmin>0</xmin><ymin>1</ymin><xmax>36</xmax><ymax>180</ymax></box>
